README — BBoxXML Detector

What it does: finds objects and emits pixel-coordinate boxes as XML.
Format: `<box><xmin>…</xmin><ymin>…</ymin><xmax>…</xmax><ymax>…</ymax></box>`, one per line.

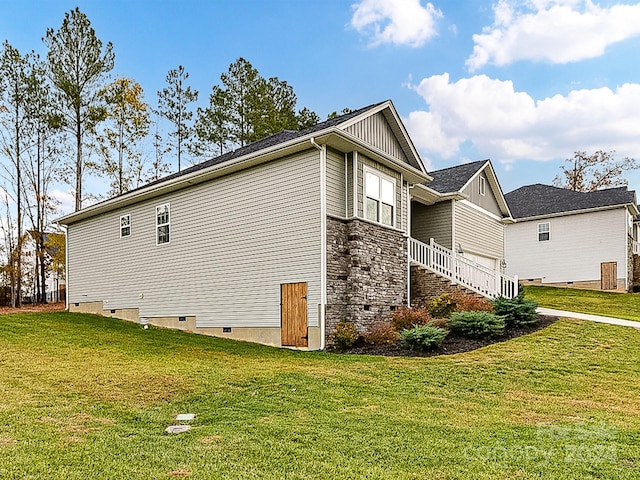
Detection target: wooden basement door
<box><xmin>601</xmin><ymin>262</ymin><xmax>617</xmax><ymax>290</ymax></box>
<box><xmin>281</xmin><ymin>282</ymin><xmax>308</xmax><ymax>347</ymax></box>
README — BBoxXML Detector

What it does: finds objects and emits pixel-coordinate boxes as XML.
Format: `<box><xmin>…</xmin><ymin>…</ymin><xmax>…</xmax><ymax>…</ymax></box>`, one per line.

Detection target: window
<box><xmin>364</xmin><ymin>167</ymin><xmax>395</xmax><ymax>227</ymax></box>
<box><xmin>120</xmin><ymin>214</ymin><xmax>131</xmax><ymax>237</ymax></box>
<box><xmin>156</xmin><ymin>204</ymin><xmax>170</xmax><ymax>245</ymax></box>
<box><xmin>538</xmin><ymin>222</ymin><xmax>550</xmax><ymax>242</ymax></box>
<box><xmin>479</xmin><ymin>176</ymin><xmax>486</xmax><ymax>196</ymax></box>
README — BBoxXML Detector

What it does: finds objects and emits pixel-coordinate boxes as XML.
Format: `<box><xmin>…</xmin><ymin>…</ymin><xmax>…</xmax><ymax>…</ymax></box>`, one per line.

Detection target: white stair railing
<box><xmin>408</xmin><ymin>237</ymin><xmax>518</xmax><ymax>299</ymax></box>
<box><xmin>633</xmin><ymin>240</ymin><xmax>640</xmax><ymax>255</ymax></box>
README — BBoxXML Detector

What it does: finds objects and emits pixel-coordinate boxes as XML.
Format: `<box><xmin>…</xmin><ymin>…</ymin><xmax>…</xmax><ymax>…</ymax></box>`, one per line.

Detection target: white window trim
<box><xmin>120</xmin><ymin>214</ymin><xmax>131</xmax><ymax>238</ymax></box>
<box><xmin>479</xmin><ymin>176</ymin><xmax>486</xmax><ymax>196</ymax></box>
<box><xmin>363</xmin><ymin>165</ymin><xmax>396</xmax><ymax>228</ymax></box>
<box><xmin>538</xmin><ymin>222</ymin><xmax>550</xmax><ymax>242</ymax></box>
<box><xmin>156</xmin><ymin>203</ymin><xmax>171</xmax><ymax>246</ymax></box>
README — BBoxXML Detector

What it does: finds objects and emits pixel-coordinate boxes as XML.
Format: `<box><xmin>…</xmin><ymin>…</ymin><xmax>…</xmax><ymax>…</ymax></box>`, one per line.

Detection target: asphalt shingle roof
<box><xmin>141</xmin><ymin>101</ymin><xmax>388</xmax><ymax>191</ymax></box>
<box><xmin>505</xmin><ymin>184</ymin><xmax>636</xmax><ymax>219</ymax></box>
<box><xmin>425</xmin><ymin>160</ymin><xmax>487</xmax><ymax>193</ymax></box>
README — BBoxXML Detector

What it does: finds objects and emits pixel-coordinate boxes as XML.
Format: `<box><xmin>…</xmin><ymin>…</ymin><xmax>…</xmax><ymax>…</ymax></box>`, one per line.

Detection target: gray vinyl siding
<box><xmin>345</xmin><ymin>112</ymin><xmax>409</xmax><ymax>164</ymax></box>
<box><xmin>454</xmin><ymin>202</ymin><xmax>504</xmax><ymax>259</ymax></box>
<box><xmin>67</xmin><ymin>150</ymin><xmax>322</xmax><ymax>328</ymax></box>
<box><xmin>326</xmin><ymin>148</ymin><xmax>346</xmax><ymax>218</ymax></box>
<box><xmin>411</xmin><ymin>201</ymin><xmax>452</xmax><ymax>249</ymax></box>
<box><xmin>462</xmin><ymin>173</ymin><xmax>502</xmax><ymax>217</ymax></box>
<box><xmin>357</xmin><ymin>154</ymin><xmax>405</xmax><ymax>232</ymax></box>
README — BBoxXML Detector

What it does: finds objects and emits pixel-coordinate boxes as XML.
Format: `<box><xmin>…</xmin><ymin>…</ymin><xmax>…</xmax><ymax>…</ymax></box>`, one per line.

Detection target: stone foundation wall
<box><xmin>326</xmin><ymin>217</ymin><xmax>407</xmax><ymax>337</ymax></box>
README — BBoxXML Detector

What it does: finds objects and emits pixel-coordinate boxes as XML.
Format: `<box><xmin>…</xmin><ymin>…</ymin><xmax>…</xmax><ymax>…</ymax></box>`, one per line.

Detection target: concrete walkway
<box><xmin>537</xmin><ymin>307</ymin><xmax>640</xmax><ymax>329</ymax></box>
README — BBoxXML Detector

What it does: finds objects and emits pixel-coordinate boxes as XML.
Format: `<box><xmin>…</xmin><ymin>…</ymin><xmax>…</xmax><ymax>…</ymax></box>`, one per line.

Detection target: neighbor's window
<box><xmin>120</xmin><ymin>214</ymin><xmax>131</xmax><ymax>237</ymax></box>
<box><xmin>365</xmin><ymin>167</ymin><xmax>395</xmax><ymax>227</ymax></box>
<box><xmin>538</xmin><ymin>222</ymin><xmax>550</xmax><ymax>242</ymax></box>
<box><xmin>479</xmin><ymin>176</ymin><xmax>486</xmax><ymax>196</ymax></box>
<box><xmin>156</xmin><ymin>203</ymin><xmax>170</xmax><ymax>245</ymax></box>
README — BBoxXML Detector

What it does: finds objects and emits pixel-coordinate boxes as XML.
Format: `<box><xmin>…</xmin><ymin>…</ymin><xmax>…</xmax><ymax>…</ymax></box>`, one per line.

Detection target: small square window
<box><xmin>538</xmin><ymin>222</ymin><xmax>550</xmax><ymax>242</ymax></box>
<box><xmin>120</xmin><ymin>214</ymin><xmax>131</xmax><ymax>237</ymax></box>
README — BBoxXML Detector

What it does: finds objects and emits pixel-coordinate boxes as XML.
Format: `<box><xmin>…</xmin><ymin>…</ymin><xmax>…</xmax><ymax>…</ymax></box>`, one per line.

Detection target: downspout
<box><xmin>310</xmin><ymin>138</ymin><xmax>327</xmax><ymax>350</ymax></box>
<box><xmin>59</xmin><ymin>224</ymin><xmax>69</xmax><ymax>311</ymax></box>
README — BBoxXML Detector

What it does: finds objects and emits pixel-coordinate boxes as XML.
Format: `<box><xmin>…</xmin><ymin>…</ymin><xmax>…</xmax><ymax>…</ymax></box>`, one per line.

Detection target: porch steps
<box><xmin>410</xmin><ymin>266</ymin><xmax>485</xmax><ymax>308</ymax></box>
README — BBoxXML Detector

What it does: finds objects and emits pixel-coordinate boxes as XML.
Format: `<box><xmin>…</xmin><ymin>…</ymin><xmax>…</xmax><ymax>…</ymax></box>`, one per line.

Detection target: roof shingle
<box><xmin>425</xmin><ymin>160</ymin><xmax>487</xmax><ymax>193</ymax></box>
<box><xmin>505</xmin><ymin>184</ymin><xmax>636</xmax><ymax>219</ymax></box>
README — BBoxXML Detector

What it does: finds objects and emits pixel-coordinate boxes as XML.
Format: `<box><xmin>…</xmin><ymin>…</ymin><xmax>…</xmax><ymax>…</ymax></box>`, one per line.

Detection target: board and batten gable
<box><xmin>344</xmin><ymin>112</ymin><xmax>410</xmax><ymax>165</ymax></box>
<box><xmin>67</xmin><ymin>149</ymin><xmax>322</xmax><ymax>330</ymax></box>
<box><xmin>505</xmin><ymin>207</ymin><xmax>629</xmax><ymax>286</ymax></box>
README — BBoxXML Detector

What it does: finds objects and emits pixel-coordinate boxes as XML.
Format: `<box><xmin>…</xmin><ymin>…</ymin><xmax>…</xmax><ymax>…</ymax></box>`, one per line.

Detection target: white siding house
<box><xmin>505</xmin><ymin>184</ymin><xmax>638</xmax><ymax>291</ymax></box>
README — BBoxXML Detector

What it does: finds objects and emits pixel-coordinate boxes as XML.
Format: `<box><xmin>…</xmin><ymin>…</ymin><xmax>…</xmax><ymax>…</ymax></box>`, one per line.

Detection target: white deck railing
<box><xmin>409</xmin><ymin>237</ymin><xmax>518</xmax><ymax>299</ymax></box>
<box><xmin>633</xmin><ymin>240</ymin><xmax>640</xmax><ymax>255</ymax></box>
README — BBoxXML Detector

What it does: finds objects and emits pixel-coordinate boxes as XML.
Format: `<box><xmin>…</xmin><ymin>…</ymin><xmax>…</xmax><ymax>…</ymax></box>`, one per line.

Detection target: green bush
<box><xmin>390</xmin><ymin>307</ymin><xmax>431</xmax><ymax>332</ymax></box>
<box><xmin>493</xmin><ymin>287</ymin><xmax>538</xmax><ymax>327</ymax></box>
<box><xmin>364</xmin><ymin>321</ymin><xmax>400</xmax><ymax>345</ymax></box>
<box><xmin>449</xmin><ymin>311</ymin><xmax>505</xmax><ymax>338</ymax></box>
<box><xmin>331</xmin><ymin>320</ymin><xmax>360</xmax><ymax>351</ymax></box>
<box><xmin>426</xmin><ymin>293</ymin><xmax>457</xmax><ymax>318</ymax></box>
<box><xmin>400</xmin><ymin>324</ymin><xmax>448</xmax><ymax>351</ymax></box>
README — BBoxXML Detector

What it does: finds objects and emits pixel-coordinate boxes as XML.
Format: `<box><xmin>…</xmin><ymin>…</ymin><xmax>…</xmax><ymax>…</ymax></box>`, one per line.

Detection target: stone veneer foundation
<box><xmin>326</xmin><ymin>217</ymin><xmax>407</xmax><ymax>337</ymax></box>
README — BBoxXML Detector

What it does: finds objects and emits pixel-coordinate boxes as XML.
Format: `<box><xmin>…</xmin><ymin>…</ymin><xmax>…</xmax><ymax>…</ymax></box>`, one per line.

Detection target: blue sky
<box><xmin>3</xmin><ymin>0</ymin><xmax>640</xmax><ymax>213</ymax></box>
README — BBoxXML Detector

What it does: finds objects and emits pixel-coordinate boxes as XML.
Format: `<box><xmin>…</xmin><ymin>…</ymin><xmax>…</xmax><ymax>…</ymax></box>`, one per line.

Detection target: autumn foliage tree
<box><xmin>553</xmin><ymin>150</ymin><xmax>638</xmax><ymax>192</ymax></box>
<box><xmin>99</xmin><ymin>78</ymin><xmax>150</xmax><ymax>196</ymax></box>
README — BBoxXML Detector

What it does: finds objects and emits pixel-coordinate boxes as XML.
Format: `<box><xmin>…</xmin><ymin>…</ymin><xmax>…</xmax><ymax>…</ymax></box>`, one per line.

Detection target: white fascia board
<box><xmin>410</xmin><ymin>184</ymin><xmax>465</xmax><ymax>205</ymax></box>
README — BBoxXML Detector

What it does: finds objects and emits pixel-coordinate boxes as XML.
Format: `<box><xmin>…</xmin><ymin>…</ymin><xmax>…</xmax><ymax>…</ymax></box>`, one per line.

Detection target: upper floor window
<box><xmin>479</xmin><ymin>176</ymin><xmax>486</xmax><ymax>196</ymax></box>
<box><xmin>156</xmin><ymin>204</ymin><xmax>170</xmax><ymax>245</ymax></box>
<box><xmin>120</xmin><ymin>214</ymin><xmax>131</xmax><ymax>238</ymax></box>
<box><xmin>538</xmin><ymin>222</ymin><xmax>550</xmax><ymax>242</ymax></box>
<box><xmin>364</xmin><ymin>167</ymin><xmax>395</xmax><ymax>227</ymax></box>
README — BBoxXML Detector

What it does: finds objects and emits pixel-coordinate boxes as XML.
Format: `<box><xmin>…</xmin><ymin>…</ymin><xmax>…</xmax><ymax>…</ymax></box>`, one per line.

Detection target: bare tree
<box><xmin>553</xmin><ymin>150</ymin><xmax>638</xmax><ymax>192</ymax></box>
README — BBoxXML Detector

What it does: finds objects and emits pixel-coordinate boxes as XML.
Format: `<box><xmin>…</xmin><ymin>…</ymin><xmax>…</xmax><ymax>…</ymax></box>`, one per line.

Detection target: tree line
<box><xmin>0</xmin><ymin>7</ymin><xmax>321</xmax><ymax>307</ymax></box>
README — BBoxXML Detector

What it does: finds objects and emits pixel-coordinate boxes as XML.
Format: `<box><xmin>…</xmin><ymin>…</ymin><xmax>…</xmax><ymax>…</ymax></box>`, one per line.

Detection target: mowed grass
<box><xmin>524</xmin><ymin>285</ymin><xmax>640</xmax><ymax>322</ymax></box>
<box><xmin>1</xmin><ymin>312</ymin><xmax>640</xmax><ymax>479</ymax></box>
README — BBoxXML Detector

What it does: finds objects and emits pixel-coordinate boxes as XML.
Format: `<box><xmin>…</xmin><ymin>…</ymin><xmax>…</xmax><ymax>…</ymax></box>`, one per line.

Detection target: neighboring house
<box><xmin>410</xmin><ymin>159</ymin><xmax>512</xmax><ymax>271</ymax></box>
<box><xmin>57</xmin><ymin>101</ymin><xmax>517</xmax><ymax>350</ymax></box>
<box><xmin>504</xmin><ymin>184</ymin><xmax>639</xmax><ymax>292</ymax></box>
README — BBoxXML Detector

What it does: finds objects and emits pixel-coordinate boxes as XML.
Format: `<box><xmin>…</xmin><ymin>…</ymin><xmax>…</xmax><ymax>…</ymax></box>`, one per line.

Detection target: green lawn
<box><xmin>1</xmin><ymin>312</ymin><xmax>640</xmax><ymax>479</ymax></box>
<box><xmin>524</xmin><ymin>285</ymin><xmax>640</xmax><ymax>322</ymax></box>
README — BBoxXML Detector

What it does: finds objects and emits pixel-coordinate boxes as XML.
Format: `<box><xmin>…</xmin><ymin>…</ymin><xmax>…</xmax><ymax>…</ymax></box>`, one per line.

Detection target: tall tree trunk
<box><xmin>75</xmin><ymin>118</ymin><xmax>82</xmax><ymax>211</ymax></box>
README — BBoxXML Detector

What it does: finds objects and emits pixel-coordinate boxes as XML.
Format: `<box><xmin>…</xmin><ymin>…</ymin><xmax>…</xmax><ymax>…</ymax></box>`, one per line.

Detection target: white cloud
<box><xmin>467</xmin><ymin>0</ymin><xmax>640</xmax><ymax>71</ymax></box>
<box><xmin>404</xmin><ymin>73</ymin><xmax>640</xmax><ymax>163</ymax></box>
<box><xmin>350</xmin><ymin>0</ymin><xmax>442</xmax><ymax>47</ymax></box>
<box><xmin>50</xmin><ymin>189</ymin><xmax>75</xmax><ymax>217</ymax></box>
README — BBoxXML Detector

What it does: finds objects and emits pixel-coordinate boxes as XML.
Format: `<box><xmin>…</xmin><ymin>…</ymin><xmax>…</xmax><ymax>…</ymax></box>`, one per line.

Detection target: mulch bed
<box><xmin>341</xmin><ymin>315</ymin><xmax>559</xmax><ymax>357</ymax></box>
<box><xmin>0</xmin><ymin>302</ymin><xmax>66</xmax><ymax>315</ymax></box>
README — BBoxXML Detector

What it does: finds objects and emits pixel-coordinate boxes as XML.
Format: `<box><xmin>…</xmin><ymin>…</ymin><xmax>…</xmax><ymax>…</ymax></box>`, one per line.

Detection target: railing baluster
<box><xmin>407</xmin><ymin>237</ymin><xmax>517</xmax><ymax>298</ymax></box>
